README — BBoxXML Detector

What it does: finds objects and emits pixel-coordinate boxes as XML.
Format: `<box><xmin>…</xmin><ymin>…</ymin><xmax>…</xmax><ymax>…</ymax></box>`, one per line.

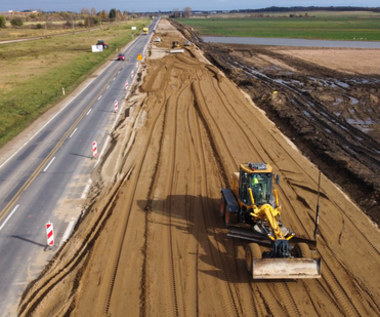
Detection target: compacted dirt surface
<box><xmin>18</xmin><ymin>19</ymin><xmax>380</xmax><ymax>316</ymax></box>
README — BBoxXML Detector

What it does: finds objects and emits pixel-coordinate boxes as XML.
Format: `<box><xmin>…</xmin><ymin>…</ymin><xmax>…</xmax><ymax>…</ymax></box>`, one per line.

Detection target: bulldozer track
<box><xmin>321</xmin><ymin>261</ymin><xmax>362</xmax><ymax>317</ymax></box>
<box><xmin>103</xmin><ymin>95</ymin><xmax>168</xmax><ymax>316</ymax></box>
<box><xmin>164</xmin><ymin>83</ymin><xmax>186</xmax><ymax>317</ymax></box>
<box><xmin>192</xmin><ymin>86</ymin><xmax>242</xmax><ymax>316</ymax></box>
<box><xmin>139</xmin><ymin>90</ymin><xmax>169</xmax><ymax>316</ymax></box>
<box><xmin>276</xmin><ymin>282</ymin><xmax>301</xmax><ymax>317</ymax></box>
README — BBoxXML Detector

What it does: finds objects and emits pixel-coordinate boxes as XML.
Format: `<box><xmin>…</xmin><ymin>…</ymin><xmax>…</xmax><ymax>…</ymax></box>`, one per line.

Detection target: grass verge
<box><xmin>0</xmin><ymin>19</ymin><xmax>149</xmax><ymax>147</ymax></box>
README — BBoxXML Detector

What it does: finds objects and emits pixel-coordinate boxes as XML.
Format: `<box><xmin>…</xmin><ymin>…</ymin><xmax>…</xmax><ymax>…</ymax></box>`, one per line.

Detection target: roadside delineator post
<box><xmin>46</xmin><ymin>222</ymin><xmax>54</xmax><ymax>247</ymax></box>
<box><xmin>125</xmin><ymin>80</ymin><xmax>129</xmax><ymax>90</ymax></box>
<box><xmin>131</xmin><ymin>70</ymin><xmax>134</xmax><ymax>78</ymax></box>
<box><xmin>114</xmin><ymin>100</ymin><xmax>118</xmax><ymax>113</ymax></box>
<box><xmin>92</xmin><ymin>141</ymin><xmax>98</xmax><ymax>158</ymax></box>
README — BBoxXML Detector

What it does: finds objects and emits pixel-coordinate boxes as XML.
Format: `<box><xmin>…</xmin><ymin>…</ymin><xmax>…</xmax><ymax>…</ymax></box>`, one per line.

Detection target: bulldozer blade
<box><xmin>252</xmin><ymin>258</ymin><xmax>321</xmax><ymax>279</ymax></box>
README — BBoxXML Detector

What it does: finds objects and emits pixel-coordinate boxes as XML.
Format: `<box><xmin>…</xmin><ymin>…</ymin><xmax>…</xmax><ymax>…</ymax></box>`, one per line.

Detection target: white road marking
<box><xmin>106</xmin><ymin>85</ymin><xmax>110</xmax><ymax>90</ymax></box>
<box><xmin>69</xmin><ymin>128</ymin><xmax>78</xmax><ymax>138</ymax></box>
<box><xmin>60</xmin><ymin>219</ymin><xmax>76</xmax><ymax>246</ymax></box>
<box><xmin>97</xmin><ymin>95</ymin><xmax>102</xmax><ymax>101</ymax></box>
<box><xmin>81</xmin><ymin>179</ymin><xmax>92</xmax><ymax>199</ymax></box>
<box><xmin>0</xmin><ymin>53</ymin><xmax>116</xmax><ymax>171</ymax></box>
<box><xmin>86</xmin><ymin>108</ymin><xmax>92</xmax><ymax>116</ymax></box>
<box><xmin>0</xmin><ymin>204</ymin><xmax>20</xmax><ymax>231</ymax></box>
<box><xmin>43</xmin><ymin>157</ymin><xmax>56</xmax><ymax>172</ymax></box>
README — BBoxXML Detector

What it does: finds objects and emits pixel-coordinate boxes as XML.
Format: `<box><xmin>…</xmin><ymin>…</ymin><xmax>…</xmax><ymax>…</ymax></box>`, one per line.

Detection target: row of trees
<box><xmin>0</xmin><ymin>15</ymin><xmax>24</xmax><ymax>27</ymax></box>
<box><xmin>0</xmin><ymin>8</ymin><xmax>136</xmax><ymax>29</ymax></box>
<box><xmin>171</xmin><ymin>7</ymin><xmax>192</xmax><ymax>18</ymax></box>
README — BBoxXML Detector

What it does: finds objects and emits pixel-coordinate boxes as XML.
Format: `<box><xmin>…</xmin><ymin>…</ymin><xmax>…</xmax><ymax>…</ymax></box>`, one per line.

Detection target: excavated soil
<box><xmin>18</xmin><ymin>19</ymin><xmax>380</xmax><ymax>317</ymax></box>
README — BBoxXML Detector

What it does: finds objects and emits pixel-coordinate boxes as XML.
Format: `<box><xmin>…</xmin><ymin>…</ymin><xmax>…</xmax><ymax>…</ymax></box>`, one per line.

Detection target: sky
<box><xmin>0</xmin><ymin>0</ymin><xmax>379</xmax><ymax>13</ymax></box>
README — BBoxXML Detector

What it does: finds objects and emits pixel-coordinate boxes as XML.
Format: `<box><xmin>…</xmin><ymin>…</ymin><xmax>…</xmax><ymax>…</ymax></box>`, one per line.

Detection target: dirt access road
<box><xmin>19</xmin><ymin>19</ymin><xmax>380</xmax><ymax>316</ymax></box>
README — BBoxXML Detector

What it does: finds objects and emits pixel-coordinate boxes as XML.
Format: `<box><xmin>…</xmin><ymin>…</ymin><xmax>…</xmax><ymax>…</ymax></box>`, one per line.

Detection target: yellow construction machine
<box><xmin>220</xmin><ymin>162</ymin><xmax>321</xmax><ymax>279</ymax></box>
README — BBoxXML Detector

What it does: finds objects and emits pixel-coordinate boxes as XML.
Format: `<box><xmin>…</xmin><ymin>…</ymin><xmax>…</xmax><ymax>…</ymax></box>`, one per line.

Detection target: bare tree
<box><xmin>123</xmin><ymin>11</ymin><xmax>130</xmax><ymax>20</ymax></box>
<box><xmin>184</xmin><ymin>7</ymin><xmax>192</xmax><ymax>18</ymax></box>
<box><xmin>116</xmin><ymin>10</ymin><xmax>123</xmax><ymax>21</ymax></box>
<box><xmin>81</xmin><ymin>8</ymin><xmax>90</xmax><ymax>17</ymax></box>
<box><xmin>98</xmin><ymin>10</ymin><xmax>107</xmax><ymax>23</ymax></box>
<box><xmin>91</xmin><ymin>8</ymin><xmax>96</xmax><ymax>16</ymax></box>
<box><xmin>172</xmin><ymin>8</ymin><xmax>180</xmax><ymax>18</ymax></box>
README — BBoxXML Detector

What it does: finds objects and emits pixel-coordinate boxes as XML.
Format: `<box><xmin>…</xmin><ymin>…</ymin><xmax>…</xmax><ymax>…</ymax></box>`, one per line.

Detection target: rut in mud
<box><xmin>18</xmin><ymin>19</ymin><xmax>380</xmax><ymax>317</ymax></box>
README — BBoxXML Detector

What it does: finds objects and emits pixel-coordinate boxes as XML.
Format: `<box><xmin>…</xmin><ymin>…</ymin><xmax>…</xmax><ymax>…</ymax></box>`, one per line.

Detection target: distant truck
<box><xmin>97</xmin><ymin>40</ymin><xmax>108</xmax><ymax>49</ymax></box>
<box><xmin>142</xmin><ymin>27</ymin><xmax>149</xmax><ymax>35</ymax></box>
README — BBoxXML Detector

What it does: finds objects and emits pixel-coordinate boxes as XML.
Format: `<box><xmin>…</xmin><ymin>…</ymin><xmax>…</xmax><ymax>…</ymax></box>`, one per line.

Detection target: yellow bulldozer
<box><xmin>220</xmin><ymin>162</ymin><xmax>321</xmax><ymax>279</ymax></box>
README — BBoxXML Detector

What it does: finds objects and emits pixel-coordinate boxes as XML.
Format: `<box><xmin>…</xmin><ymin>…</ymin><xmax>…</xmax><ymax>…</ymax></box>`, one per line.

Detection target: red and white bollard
<box><xmin>125</xmin><ymin>80</ymin><xmax>129</xmax><ymax>90</ymax></box>
<box><xmin>46</xmin><ymin>222</ymin><xmax>54</xmax><ymax>247</ymax></box>
<box><xmin>131</xmin><ymin>70</ymin><xmax>134</xmax><ymax>78</ymax></box>
<box><xmin>114</xmin><ymin>100</ymin><xmax>118</xmax><ymax>113</ymax></box>
<box><xmin>92</xmin><ymin>141</ymin><xmax>98</xmax><ymax>158</ymax></box>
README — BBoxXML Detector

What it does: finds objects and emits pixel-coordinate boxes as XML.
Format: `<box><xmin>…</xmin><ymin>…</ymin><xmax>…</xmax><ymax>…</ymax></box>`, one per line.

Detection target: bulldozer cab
<box><xmin>239</xmin><ymin>163</ymin><xmax>273</xmax><ymax>206</ymax></box>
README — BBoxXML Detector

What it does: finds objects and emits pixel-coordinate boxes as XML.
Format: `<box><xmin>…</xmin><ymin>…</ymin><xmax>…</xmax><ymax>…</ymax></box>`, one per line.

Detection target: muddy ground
<box><xmin>18</xmin><ymin>19</ymin><xmax>380</xmax><ymax>316</ymax></box>
<box><xmin>173</xmin><ymin>20</ymin><xmax>380</xmax><ymax>224</ymax></box>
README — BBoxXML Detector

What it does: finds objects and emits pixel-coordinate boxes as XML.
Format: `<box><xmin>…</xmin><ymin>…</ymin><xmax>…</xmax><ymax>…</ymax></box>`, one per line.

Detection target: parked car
<box><xmin>117</xmin><ymin>53</ymin><xmax>125</xmax><ymax>61</ymax></box>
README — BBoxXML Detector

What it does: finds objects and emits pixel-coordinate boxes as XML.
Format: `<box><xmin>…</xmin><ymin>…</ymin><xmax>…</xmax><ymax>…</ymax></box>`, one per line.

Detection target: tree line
<box><xmin>0</xmin><ymin>8</ymin><xmax>138</xmax><ymax>29</ymax></box>
<box><xmin>230</xmin><ymin>6</ymin><xmax>380</xmax><ymax>13</ymax></box>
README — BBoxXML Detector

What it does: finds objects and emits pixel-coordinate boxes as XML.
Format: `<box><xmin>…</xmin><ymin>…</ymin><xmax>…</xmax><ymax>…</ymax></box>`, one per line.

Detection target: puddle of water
<box><xmin>333</xmin><ymin>98</ymin><xmax>343</xmax><ymax>106</ymax></box>
<box><xmin>346</xmin><ymin>118</ymin><xmax>375</xmax><ymax>125</ymax></box>
<box><xmin>349</xmin><ymin>96</ymin><xmax>359</xmax><ymax>105</ymax></box>
<box><xmin>335</xmin><ymin>80</ymin><xmax>350</xmax><ymax>88</ymax></box>
<box><xmin>346</xmin><ymin>117</ymin><xmax>375</xmax><ymax>133</ymax></box>
<box><xmin>303</xmin><ymin>110</ymin><xmax>312</xmax><ymax>117</ymax></box>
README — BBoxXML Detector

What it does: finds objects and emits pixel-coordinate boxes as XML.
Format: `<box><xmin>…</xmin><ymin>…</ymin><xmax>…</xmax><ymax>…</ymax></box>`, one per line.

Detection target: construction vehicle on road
<box><xmin>221</xmin><ymin>162</ymin><xmax>321</xmax><ymax>279</ymax></box>
<box><xmin>142</xmin><ymin>27</ymin><xmax>149</xmax><ymax>35</ymax></box>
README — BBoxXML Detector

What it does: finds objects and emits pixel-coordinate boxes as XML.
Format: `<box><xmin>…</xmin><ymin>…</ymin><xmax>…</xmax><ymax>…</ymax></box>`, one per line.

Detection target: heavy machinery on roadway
<box><xmin>142</xmin><ymin>27</ymin><xmax>149</xmax><ymax>35</ymax></box>
<box><xmin>220</xmin><ymin>162</ymin><xmax>321</xmax><ymax>279</ymax></box>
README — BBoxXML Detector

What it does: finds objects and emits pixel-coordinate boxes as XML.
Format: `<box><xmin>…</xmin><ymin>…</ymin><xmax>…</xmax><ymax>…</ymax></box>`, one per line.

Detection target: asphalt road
<box><xmin>203</xmin><ymin>36</ymin><xmax>380</xmax><ymax>48</ymax></box>
<box><xmin>0</xmin><ymin>18</ymin><xmax>158</xmax><ymax>315</ymax></box>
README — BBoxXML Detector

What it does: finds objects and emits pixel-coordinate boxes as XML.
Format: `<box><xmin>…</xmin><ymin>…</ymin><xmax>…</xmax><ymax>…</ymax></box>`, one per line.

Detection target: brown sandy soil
<box><xmin>18</xmin><ymin>19</ymin><xmax>380</xmax><ymax>316</ymax></box>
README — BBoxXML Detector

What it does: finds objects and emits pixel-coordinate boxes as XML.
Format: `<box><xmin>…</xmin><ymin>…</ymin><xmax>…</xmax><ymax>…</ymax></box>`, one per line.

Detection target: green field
<box><xmin>179</xmin><ymin>12</ymin><xmax>380</xmax><ymax>41</ymax></box>
<box><xmin>0</xmin><ymin>19</ymin><xmax>149</xmax><ymax>147</ymax></box>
